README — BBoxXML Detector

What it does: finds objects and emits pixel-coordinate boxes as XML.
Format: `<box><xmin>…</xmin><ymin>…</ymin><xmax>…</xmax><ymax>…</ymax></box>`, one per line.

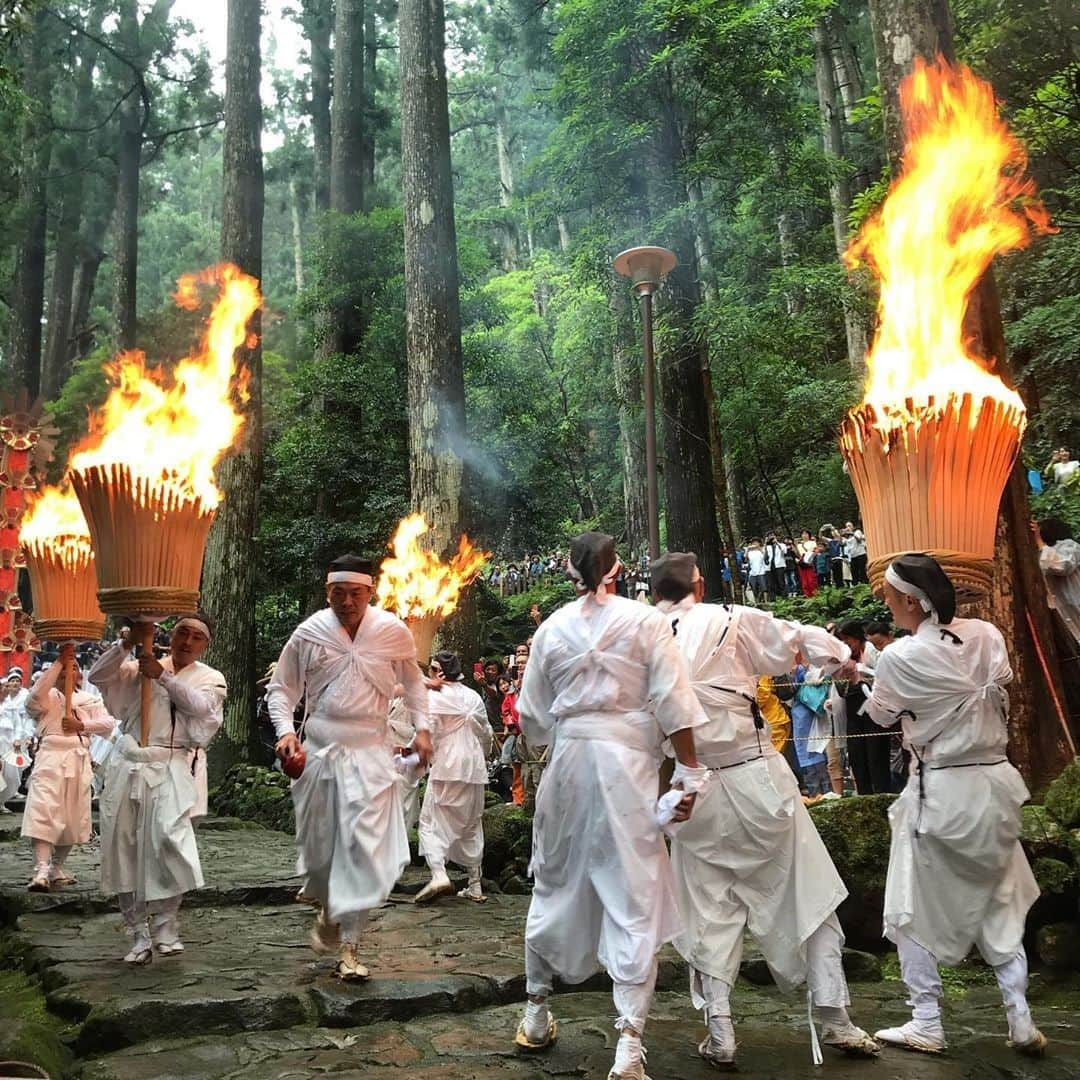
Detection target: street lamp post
<box><xmin>613</xmin><ymin>246</ymin><xmax>677</xmax><ymax>560</ymax></box>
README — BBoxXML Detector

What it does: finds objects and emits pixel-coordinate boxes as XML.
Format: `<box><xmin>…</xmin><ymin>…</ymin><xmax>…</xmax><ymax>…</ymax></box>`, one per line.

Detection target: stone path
<box><xmin>1</xmin><ymin>818</ymin><xmax>1077</xmax><ymax>1079</ymax></box>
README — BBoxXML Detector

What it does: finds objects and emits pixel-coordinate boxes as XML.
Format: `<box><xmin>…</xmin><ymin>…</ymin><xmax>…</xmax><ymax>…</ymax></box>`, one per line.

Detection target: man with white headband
<box><xmin>513</xmin><ymin>531</ymin><xmax>707</xmax><ymax>1080</ymax></box>
<box><xmin>267</xmin><ymin>553</ymin><xmax>433</xmax><ymax>981</ymax></box>
<box><xmin>862</xmin><ymin>552</ymin><xmax>1045</xmax><ymax>1057</ymax></box>
<box><xmin>651</xmin><ymin>551</ymin><xmax>878</xmax><ymax>1069</ymax></box>
<box><xmin>90</xmin><ymin>611</ymin><xmax>225</xmax><ymax>964</ymax></box>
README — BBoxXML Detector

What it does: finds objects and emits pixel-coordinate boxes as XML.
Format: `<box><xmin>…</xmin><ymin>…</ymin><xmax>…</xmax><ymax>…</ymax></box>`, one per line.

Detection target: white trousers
<box><xmin>118</xmin><ymin>891</ymin><xmax>183</xmax><ymax>944</ymax></box>
<box><xmin>895</xmin><ymin>929</ymin><xmax>1030</xmax><ymax>1020</ymax></box>
<box><xmin>526</xmin><ymin>942</ymin><xmax>658</xmax><ymax>1035</ymax></box>
<box><xmin>691</xmin><ymin>914</ymin><xmax>850</xmax><ymax>1015</ymax></box>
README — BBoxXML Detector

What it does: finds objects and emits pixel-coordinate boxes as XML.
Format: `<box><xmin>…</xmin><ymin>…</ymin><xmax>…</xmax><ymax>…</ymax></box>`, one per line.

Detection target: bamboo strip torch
<box><xmin>137</xmin><ymin>620</ymin><xmax>156</xmax><ymax>747</ymax></box>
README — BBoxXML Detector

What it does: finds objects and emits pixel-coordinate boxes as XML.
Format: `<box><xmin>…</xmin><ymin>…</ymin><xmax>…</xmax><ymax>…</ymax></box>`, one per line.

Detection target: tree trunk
<box><xmin>363</xmin><ymin>0</ymin><xmax>377</xmax><ymax>199</ymax></box>
<box><xmin>685</xmin><ymin>175</ymin><xmax>741</xmax><ymax>597</ymax></box>
<box><xmin>649</xmin><ymin>91</ymin><xmax>724</xmax><ymax>590</ymax></box>
<box><xmin>828</xmin><ymin>12</ymin><xmax>863</xmax><ymax>127</ymax></box>
<box><xmin>611</xmin><ymin>284</ymin><xmax>648</xmax><ymax>561</ymax></box>
<box><xmin>494</xmin><ymin>100</ymin><xmax>518</xmax><ymax>271</ymax></box>
<box><xmin>400</xmin><ymin>0</ymin><xmax>467</xmax><ymax>554</ymax></box>
<box><xmin>556</xmin><ymin>215</ymin><xmax>571</xmax><ymax>252</ymax></box>
<box><xmin>201</xmin><ymin>0</ymin><xmax>265</xmax><ymax>779</ymax></box>
<box><xmin>70</xmin><ymin>170</ymin><xmax>118</xmax><ymax>364</ymax></box>
<box><xmin>8</xmin><ymin>9</ymin><xmax>52</xmax><ymax>399</ymax></box>
<box><xmin>330</xmin><ymin>0</ymin><xmax>366</xmax><ymax>216</ymax></box>
<box><xmin>289</xmin><ymin>176</ymin><xmax>305</xmax><ymax>292</ymax></box>
<box><xmin>304</xmin><ymin>0</ymin><xmax>333</xmax><ymax>212</ymax></box>
<box><xmin>866</xmin><ymin>0</ymin><xmax>1073</xmax><ymax>784</ymax></box>
<box><xmin>43</xmin><ymin>13</ymin><xmax>103</xmax><ymax>399</ymax></box>
<box><xmin>813</xmin><ymin>18</ymin><xmax>869</xmax><ymax>373</ymax></box>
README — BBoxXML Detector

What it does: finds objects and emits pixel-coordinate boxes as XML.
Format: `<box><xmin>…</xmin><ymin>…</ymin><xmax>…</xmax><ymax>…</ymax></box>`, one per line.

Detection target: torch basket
<box><xmin>70</xmin><ymin>464</ymin><xmax>214</xmax><ymax>618</ymax></box>
<box><xmin>406</xmin><ymin>614</ymin><xmax>442</xmax><ymax>667</ymax></box>
<box><xmin>839</xmin><ymin>393</ymin><xmax>1024</xmax><ymax>604</ymax></box>
<box><xmin>24</xmin><ymin>537</ymin><xmax>106</xmax><ymax>643</ymax></box>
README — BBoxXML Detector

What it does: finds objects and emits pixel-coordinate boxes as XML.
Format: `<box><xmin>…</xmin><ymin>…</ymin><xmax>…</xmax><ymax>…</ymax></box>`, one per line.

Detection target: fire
<box><xmin>376</xmin><ymin>513</ymin><xmax>489</xmax><ymax>620</ymax></box>
<box><xmin>20</xmin><ymin>484</ymin><xmax>92</xmax><ymax>571</ymax></box>
<box><xmin>67</xmin><ymin>263</ymin><xmax>262</xmax><ymax>509</ymax></box>
<box><xmin>844</xmin><ymin>57</ymin><xmax>1052</xmax><ymax>430</ymax></box>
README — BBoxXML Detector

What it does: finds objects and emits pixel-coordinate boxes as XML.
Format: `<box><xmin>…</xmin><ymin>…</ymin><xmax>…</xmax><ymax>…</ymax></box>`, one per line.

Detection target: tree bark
<box><xmin>865</xmin><ymin>0</ymin><xmax>1073</xmax><ymax>784</ymax></box>
<box><xmin>813</xmin><ymin>18</ymin><xmax>869</xmax><ymax>373</ymax></box>
<box><xmin>330</xmin><ymin>0</ymin><xmax>366</xmax><ymax>216</ymax></box>
<box><xmin>649</xmin><ymin>88</ymin><xmax>724</xmax><ymax>591</ymax></box>
<box><xmin>494</xmin><ymin>99</ymin><xmax>519</xmax><ymax>271</ymax></box>
<box><xmin>8</xmin><ymin>8</ymin><xmax>52</xmax><ymax>399</ymax></box>
<box><xmin>201</xmin><ymin>0</ymin><xmax>265</xmax><ymax>779</ymax></box>
<box><xmin>303</xmin><ymin>0</ymin><xmax>333</xmax><ymax>212</ymax></box>
<box><xmin>70</xmin><ymin>169</ymin><xmax>119</xmax><ymax>364</ymax></box>
<box><xmin>400</xmin><ymin>0</ymin><xmax>468</xmax><ymax>554</ymax></box>
<box><xmin>611</xmin><ymin>283</ymin><xmax>648</xmax><ymax>561</ymax></box>
<box><xmin>43</xmin><ymin>10</ymin><xmax>103</xmax><ymax>398</ymax></box>
<box><xmin>289</xmin><ymin>176</ymin><xmax>305</xmax><ymax>292</ymax></box>
<box><xmin>363</xmin><ymin>0</ymin><xmax>377</xmax><ymax>199</ymax></box>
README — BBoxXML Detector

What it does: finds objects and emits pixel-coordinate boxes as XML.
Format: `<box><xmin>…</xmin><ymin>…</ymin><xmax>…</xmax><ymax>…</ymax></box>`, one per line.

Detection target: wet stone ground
<box><xmin>0</xmin><ymin>814</ymin><xmax>1077</xmax><ymax>1079</ymax></box>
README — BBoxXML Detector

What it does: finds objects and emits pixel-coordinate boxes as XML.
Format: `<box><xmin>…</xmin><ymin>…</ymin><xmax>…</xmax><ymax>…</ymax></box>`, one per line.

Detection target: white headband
<box><xmin>884</xmin><ymin>564</ymin><xmax>939</xmax><ymax>624</ymax></box>
<box><xmin>174</xmin><ymin>617</ymin><xmax>211</xmax><ymax>641</ymax></box>
<box><xmin>568</xmin><ymin>556</ymin><xmax>623</xmax><ymax>605</ymax></box>
<box><xmin>327</xmin><ymin>571</ymin><xmax>374</xmax><ymax>587</ymax></box>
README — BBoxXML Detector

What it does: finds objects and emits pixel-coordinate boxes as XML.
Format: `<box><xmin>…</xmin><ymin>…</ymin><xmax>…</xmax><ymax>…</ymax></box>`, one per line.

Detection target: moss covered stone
<box><xmin>1044</xmin><ymin>757</ymin><xmax>1080</xmax><ymax>829</ymax></box>
<box><xmin>1033</xmin><ymin>856</ymin><xmax>1076</xmax><ymax>895</ymax></box>
<box><xmin>808</xmin><ymin>794</ymin><xmax>894</xmax><ymax>952</ymax></box>
<box><xmin>209</xmin><ymin>765</ymin><xmax>295</xmax><ymax>833</ymax></box>
<box><xmin>0</xmin><ymin>970</ymin><xmax>72</xmax><ymax>1078</ymax></box>
<box><xmin>1035</xmin><ymin>921</ymin><xmax>1080</xmax><ymax>970</ymax></box>
<box><xmin>482</xmin><ymin>803</ymin><xmax>533</xmax><ymax>881</ymax></box>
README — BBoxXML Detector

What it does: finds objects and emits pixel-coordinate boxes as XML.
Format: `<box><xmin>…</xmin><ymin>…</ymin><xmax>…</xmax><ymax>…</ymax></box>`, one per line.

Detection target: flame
<box><xmin>376</xmin><ymin>513</ymin><xmax>489</xmax><ymax>620</ymax></box>
<box><xmin>845</xmin><ymin>57</ymin><xmax>1052</xmax><ymax>430</ymax></box>
<box><xmin>67</xmin><ymin>263</ymin><xmax>262</xmax><ymax>509</ymax></box>
<box><xmin>20</xmin><ymin>484</ymin><xmax>93</xmax><ymax>571</ymax></box>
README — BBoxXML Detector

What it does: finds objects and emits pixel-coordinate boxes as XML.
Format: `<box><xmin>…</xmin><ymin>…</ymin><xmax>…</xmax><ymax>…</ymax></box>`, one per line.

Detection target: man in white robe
<box><xmin>90</xmin><ymin>613</ymin><xmax>225</xmax><ymax>964</ymax></box>
<box><xmin>268</xmin><ymin>554</ymin><xmax>433</xmax><ymax>981</ymax></box>
<box><xmin>651</xmin><ymin>552</ymin><xmax>878</xmax><ymax>1068</ymax></box>
<box><xmin>865</xmin><ymin>553</ymin><xmax>1045</xmax><ymax>1056</ymax></box>
<box><xmin>514</xmin><ymin>532</ymin><xmax>708</xmax><ymax>1080</ymax></box>
<box><xmin>23</xmin><ymin>649</ymin><xmax>115</xmax><ymax>890</ymax></box>
<box><xmin>0</xmin><ymin>671</ymin><xmax>32</xmax><ymax>812</ymax></box>
<box><xmin>415</xmin><ymin>650</ymin><xmax>493</xmax><ymax>903</ymax></box>
<box><xmin>387</xmin><ymin>687</ymin><xmax>422</xmax><ymax>832</ymax></box>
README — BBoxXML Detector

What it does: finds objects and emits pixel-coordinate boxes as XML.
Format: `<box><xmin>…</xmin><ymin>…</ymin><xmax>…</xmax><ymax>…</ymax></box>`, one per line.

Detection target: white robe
<box><xmin>865</xmin><ymin>617</ymin><xmax>1038</xmax><ymax>966</ymax></box>
<box><xmin>1040</xmin><ymin>539</ymin><xmax>1080</xmax><ymax>645</ymax></box>
<box><xmin>266</xmin><ymin>605</ymin><xmax>429</xmax><ymax>922</ymax></box>
<box><xmin>661</xmin><ymin>598</ymin><xmax>851</xmax><ymax>993</ymax></box>
<box><xmin>418</xmin><ymin>681</ymin><xmax>493</xmax><ymax>871</ymax></box>
<box><xmin>21</xmin><ymin>661</ymin><xmax>115</xmax><ymax>845</ymax></box>
<box><xmin>90</xmin><ymin>644</ymin><xmax>226</xmax><ymax>902</ymax></box>
<box><xmin>518</xmin><ymin>593</ymin><xmax>706</xmax><ymax>987</ymax></box>
<box><xmin>387</xmin><ymin>696</ymin><xmax>420</xmax><ymax>831</ymax></box>
<box><xmin>0</xmin><ymin>689</ymin><xmax>29</xmax><ymax>807</ymax></box>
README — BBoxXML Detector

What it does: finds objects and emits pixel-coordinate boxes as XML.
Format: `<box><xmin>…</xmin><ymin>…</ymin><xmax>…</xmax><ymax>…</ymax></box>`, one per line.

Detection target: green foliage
<box><xmin>210</xmin><ymin>765</ymin><xmax>295</xmax><ymax>833</ymax></box>
<box><xmin>769</xmin><ymin>584</ymin><xmax>889</xmax><ymax>628</ymax></box>
<box><xmin>1031</xmin><ymin>483</ymin><xmax>1080</xmax><ymax>537</ymax></box>
<box><xmin>1044</xmin><ymin>758</ymin><xmax>1080</xmax><ymax>830</ymax></box>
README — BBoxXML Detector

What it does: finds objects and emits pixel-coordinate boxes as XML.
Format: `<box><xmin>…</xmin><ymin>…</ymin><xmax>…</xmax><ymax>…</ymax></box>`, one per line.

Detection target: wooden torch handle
<box><xmin>138</xmin><ymin>622</ymin><xmax>156</xmax><ymax>748</ymax></box>
<box><xmin>60</xmin><ymin>642</ymin><xmax>76</xmax><ymax>727</ymax></box>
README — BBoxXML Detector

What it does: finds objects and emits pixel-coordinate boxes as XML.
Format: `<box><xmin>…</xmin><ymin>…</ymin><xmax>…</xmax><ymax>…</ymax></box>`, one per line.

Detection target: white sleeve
<box><xmin>644</xmin><ymin>613</ymin><xmax>707</xmax><ymax>737</ymax></box>
<box><xmin>518</xmin><ymin>625</ymin><xmax>557</xmax><ymax>744</ymax></box>
<box><xmin>265</xmin><ymin>635</ymin><xmax>306</xmax><ymax>740</ymax></box>
<box><xmin>397</xmin><ymin>658</ymin><xmax>430</xmax><ymax>733</ymax></box>
<box><xmin>1040</xmin><ymin>541</ymin><xmax>1080</xmax><ymax>577</ymax></box>
<box><xmin>160</xmin><ymin>670</ymin><xmax>227</xmax><ymax>747</ymax></box>
<box><xmin>735</xmin><ymin>607</ymin><xmax>850</xmax><ymax>675</ymax></box>
<box><xmin>27</xmin><ymin>661</ymin><xmax>63</xmax><ymax>718</ymax></box>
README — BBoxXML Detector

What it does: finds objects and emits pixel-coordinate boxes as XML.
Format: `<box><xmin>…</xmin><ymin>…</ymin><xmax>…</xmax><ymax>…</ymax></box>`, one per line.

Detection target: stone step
<box><xmin>0</xmin><ymin>821</ymin><xmax>302</xmax><ymax>924</ymax></box>
<box><xmin>78</xmin><ymin>987</ymin><xmax>1080</xmax><ymax>1080</ymax></box>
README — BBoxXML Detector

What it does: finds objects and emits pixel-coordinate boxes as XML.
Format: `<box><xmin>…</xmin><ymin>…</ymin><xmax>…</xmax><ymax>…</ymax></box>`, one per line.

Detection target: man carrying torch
<box><xmin>23</xmin><ymin>647</ymin><xmax>116</xmax><ymax>891</ymax></box>
<box><xmin>90</xmin><ymin>613</ymin><xmax>225</xmax><ymax>965</ymax></box>
<box><xmin>267</xmin><ymin>554</ymin><xmax>433</xmax><ymax>981</ymax></box>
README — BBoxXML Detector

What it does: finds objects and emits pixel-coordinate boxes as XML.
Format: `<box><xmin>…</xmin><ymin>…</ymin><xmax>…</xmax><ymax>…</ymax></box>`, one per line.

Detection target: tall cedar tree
<box><xmin>201</xmin><ymin>0</ymin><xmax>264</xmax><ymax>774</ymax></box>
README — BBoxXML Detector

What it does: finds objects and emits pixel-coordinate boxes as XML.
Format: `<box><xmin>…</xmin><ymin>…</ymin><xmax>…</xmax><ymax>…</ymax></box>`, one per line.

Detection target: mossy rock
<box><xmin>209</xmin><ymin>765</ymin><xmax>295</xmax><ymax>833</ymax></box>
<box><xmin>482</xmin><ymin>803</ymin><xmax>533</xmax><ymax>880</ymax></box>
<box><xmin>1044</xmin><ymin>757</ymin><xmax>1080</xmax><ymax>829</ymax></box>
<box><xmin>808</xmin><ymin>794</ymin><xmax>895</xmax><ymax>952</ymax></box>
<box><xmin>1035</xmin><ymin>921</ymin><xmax>1080</xmax><ymax>970</ymax></box>
<box><xmin>0</xmin><ymin>971</ymin><xmax>72</xmax><ymax>1078</ymax></box>
<box><xmin>1033</xmin><ymin>856</ymin><xmax>1077</xmax><ymax>895</ymax></box>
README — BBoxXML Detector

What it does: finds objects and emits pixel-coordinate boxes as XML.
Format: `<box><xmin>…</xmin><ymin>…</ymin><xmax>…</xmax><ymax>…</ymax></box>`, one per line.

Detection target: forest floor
<box><xmin>0</xmin><ymin>811</ymin><xmax>1078</xmax><ymax>1079</ymax></box>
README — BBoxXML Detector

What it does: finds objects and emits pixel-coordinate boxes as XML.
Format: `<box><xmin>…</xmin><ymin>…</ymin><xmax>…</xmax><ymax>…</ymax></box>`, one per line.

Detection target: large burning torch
<box><xmin>839</xmin><ymin>58</ymin><xmax>1052</xmax><ymax>602</ymax></box>
<box><xmin>21</xmin><ymin>485</ymin><xmax>106</xmax><ymax>725</ymax></box>
<box><xmin>375</xmin><ymin>513</ymin><xmax>488</xmax><ymax>664</ymax></box>
<box><xmin>67</xmin><ymin>264</ymin><xmax>262</xmax><ymax>745</ymax></box>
